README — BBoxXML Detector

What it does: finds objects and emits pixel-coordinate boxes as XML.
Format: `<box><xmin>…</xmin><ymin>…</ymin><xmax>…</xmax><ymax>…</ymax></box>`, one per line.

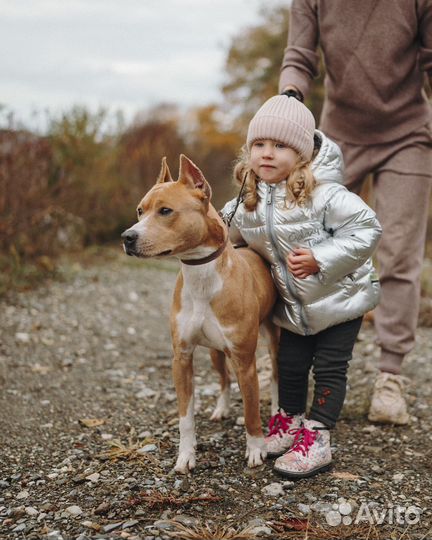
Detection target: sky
<box><xmin>0</xmin><ymin>0</ymin><xmax>277</xmax><ymax>129</ymax></box>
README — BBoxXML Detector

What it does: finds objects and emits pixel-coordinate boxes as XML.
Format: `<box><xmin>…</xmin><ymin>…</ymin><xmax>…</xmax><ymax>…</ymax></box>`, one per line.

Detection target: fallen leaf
<box><xmin>82</xmin><ymin>521</ymin><xmax>101</xmax><ymax>531</ymax></box>
<box><xmin>79</xmin><ymin>418</ymin><xmax>105</xmax><ymax>428</ymax></box>
<box><xmin>31</xmin><ymin>363</ymin><xmax>51</xmax><ymax>374</ymax></box>
<box><xmin>331</xmin><ymin>471</ymin><xmax>359</xmax><ymax>480</ymax></box>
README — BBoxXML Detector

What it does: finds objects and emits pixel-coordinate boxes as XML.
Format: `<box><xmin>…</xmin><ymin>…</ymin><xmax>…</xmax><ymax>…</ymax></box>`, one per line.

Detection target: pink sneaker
<box><xmin>273</xmin><ymin>419</ymin><xmax>332</xmax><ymax>478</ymax></box>
<box><xmin>265</xmin><ymin>411</ymin><xmax>304</xmax><ymax>458</ymax></box>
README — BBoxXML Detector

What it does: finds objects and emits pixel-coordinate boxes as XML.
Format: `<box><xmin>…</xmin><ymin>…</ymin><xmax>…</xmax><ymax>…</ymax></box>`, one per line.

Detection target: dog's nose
<box><xmin>121</xmin><ymin>229</ymin><xmax>138</xmax><ymax>247</ymax></box>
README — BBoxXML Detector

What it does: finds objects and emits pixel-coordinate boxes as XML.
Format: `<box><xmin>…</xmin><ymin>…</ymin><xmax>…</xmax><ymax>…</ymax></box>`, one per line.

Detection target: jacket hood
<box><xmin>311</xmin><ymin>130</ymin><xmax>344</xmax><ymax>184</ymax></box>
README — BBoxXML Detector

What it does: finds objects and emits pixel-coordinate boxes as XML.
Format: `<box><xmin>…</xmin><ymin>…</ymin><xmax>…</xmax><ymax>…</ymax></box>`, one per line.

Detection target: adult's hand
<box><xmin>280</xmin><ymin>86</ymin><xmax>304</xmax><ymax>102</ymax></box>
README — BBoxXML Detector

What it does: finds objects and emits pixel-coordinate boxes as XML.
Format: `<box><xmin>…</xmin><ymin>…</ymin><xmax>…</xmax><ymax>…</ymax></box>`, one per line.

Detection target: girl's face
<box><xmin>250</xmin><ymin>139</ymin><xmax>298</xmax><ymax>184</ymax></box>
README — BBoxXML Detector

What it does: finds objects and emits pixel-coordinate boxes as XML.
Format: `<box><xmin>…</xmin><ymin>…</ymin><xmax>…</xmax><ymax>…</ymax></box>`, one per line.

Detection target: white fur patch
<box><xmin>175</xmin><ymin>397</ymin><xmax>196</xmax><ymax>473</ymax></box>
<box><xmin>176</xmin><ymin>262</ymin><xmax>233</xmax><ymax>352</ymax></box>
<box><xmin>128</xmin><ymin>215</ymin><xmax>151</xmax><ymax>235</ymax></box>
<box><xmin>270</xmin><ymin>377</ymin><xmax>279</xmax><ymax>417</ymax></box>
<box><xmin>245</xmin><ymin>433</ymin><xmax>266</xmax><ymax>467</ymax></box>
<box><xmin>210</xmin><ymin>387</ymin><xmax>231</xmax><ymax>421</ymax></box>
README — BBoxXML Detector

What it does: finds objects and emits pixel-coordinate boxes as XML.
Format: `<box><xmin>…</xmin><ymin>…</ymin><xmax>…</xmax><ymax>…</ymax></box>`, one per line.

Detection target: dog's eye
<box><xmin>137</xmin><ymin>208</ymin><xmax>143</xmax><ymax>217</ymax></box>
<box><xmin>159</xmin><ymin>207</ymin><xmax>173</xmax><ymax>216</ymax></box>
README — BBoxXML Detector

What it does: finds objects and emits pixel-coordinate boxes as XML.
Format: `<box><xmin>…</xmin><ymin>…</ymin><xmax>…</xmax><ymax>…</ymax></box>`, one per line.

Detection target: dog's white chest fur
<box><xmin>176</xmin><ymin>263</ymin><xmax>232</xmax><ymax>352</ymax></box>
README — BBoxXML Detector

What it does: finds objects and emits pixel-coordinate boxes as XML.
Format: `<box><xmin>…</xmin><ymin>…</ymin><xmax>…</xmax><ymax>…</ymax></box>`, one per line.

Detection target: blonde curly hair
<box><xmin>233</xmin><ymin>144</ymin><xmax>316</xmax><ymax>211</ymax></box>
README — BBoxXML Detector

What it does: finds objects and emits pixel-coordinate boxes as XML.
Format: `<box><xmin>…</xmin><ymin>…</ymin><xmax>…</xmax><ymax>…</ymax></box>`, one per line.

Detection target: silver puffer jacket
<box><xmin>222</xmin><ymin>130</ymin><xmax>382</xmax><ymax>335</ymax></box>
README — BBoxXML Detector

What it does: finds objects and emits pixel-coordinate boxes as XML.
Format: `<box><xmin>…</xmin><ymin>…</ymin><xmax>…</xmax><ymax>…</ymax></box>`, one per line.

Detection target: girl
<box><xmin>222</xmin><ymin>95</ymin><xmax>381</xmax><ymax>479</ymax></box>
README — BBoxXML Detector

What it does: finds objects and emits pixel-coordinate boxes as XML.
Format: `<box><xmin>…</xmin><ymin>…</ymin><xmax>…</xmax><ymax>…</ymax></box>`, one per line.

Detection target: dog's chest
<box><xmin>176</xmin><ymin>265</ymin><xmax>232</xmax><ymax>351</ymax></box>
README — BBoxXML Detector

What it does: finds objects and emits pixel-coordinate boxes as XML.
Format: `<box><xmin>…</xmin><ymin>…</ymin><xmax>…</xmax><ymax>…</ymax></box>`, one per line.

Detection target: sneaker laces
<box><xmin>267</xmin><ymin>412</ymin><xmax>294</xmax><ymax>438</ymax></box>
<box><xmin>375</xmin><ymin>373</ymin><xmax>409</xmax><ymax>394</ymax></box>
<box><xmin>289</xmin><ymin>426</ymin><xmax>317</xmax><ymax>456</ymax></box>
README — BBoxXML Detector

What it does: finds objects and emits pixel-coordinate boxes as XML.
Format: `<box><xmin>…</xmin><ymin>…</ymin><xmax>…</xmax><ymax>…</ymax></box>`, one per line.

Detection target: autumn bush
<box><xmin>0</xmin><ymin>103</ymin><xmax>242</xmax><ymax>293</ymax></box>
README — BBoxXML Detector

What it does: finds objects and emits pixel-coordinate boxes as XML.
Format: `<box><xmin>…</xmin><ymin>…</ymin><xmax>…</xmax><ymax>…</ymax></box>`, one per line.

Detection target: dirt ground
<box><xmin>1</xmin><ymin>247</ymin><xmax>431</xmax><ymax>540</ymax></box>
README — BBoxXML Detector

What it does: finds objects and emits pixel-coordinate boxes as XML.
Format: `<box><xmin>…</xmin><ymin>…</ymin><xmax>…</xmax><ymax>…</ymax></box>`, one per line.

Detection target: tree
<box><xmin>222</xmin><ymin>5</ymin><xmax>324</xmax><ymax>134</ymax></box>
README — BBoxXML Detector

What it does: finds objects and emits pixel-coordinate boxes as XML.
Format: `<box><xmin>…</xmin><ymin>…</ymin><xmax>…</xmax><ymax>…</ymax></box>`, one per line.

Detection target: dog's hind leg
<box><xmin>210</xmin><ymin>349</ymin><xmax>231</xmax><ymax>421</ymax></box>
<box><xmin>173</xmin><ymin>349</ymin><xmax>197</xmax><ymax>474</ymax></box>
<box><xmin>260</xmin><ymin>319</ymin><xmax>280</xmax><ymax>416</ymax></box>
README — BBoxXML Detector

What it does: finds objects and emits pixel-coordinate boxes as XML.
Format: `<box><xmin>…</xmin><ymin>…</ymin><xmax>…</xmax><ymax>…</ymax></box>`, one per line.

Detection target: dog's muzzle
<box><xmin>121</xmin><ymin>229</ymin><xmax>138</xmax><ymax>255</ymax></box>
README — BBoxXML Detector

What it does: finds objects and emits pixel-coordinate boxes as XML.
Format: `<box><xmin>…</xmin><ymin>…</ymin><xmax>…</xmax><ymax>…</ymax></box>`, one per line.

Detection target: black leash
<box><xmin>220</xmin><ymin>172</ymin><xmax>247</xmax><ymax>228</ymax></box>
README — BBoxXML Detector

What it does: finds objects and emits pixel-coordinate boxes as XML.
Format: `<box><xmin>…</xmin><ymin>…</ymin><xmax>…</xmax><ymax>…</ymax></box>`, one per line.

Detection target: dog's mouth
<box><xmin>123</xmin><ymin>246</ymin><xmax>172</xmax><ymax>258</ymax></box>
<box><xmin>123</xmin><ymin>245</ymin><xmax>137</xmax><ymax>257</ymax></box>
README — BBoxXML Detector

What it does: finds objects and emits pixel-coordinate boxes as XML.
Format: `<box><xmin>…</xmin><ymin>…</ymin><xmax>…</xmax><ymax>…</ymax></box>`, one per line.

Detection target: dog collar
<box><xmin>180</xmin><ymin>237</ymin><xmax>228</xmax><ymax>266</ymax></box>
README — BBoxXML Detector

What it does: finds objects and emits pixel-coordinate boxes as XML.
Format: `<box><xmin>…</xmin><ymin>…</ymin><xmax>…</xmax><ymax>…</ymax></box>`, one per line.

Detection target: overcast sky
<box><xmin>0</xmin><ymin>0</ymin><xmax>277</xmax><ymax>128</ymax></box>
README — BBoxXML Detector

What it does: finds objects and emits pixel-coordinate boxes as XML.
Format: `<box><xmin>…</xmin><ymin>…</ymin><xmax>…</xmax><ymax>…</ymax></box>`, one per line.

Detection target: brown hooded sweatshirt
<box><xmin>279</xmin><ymin>0</ymin><xmax>432</xmax><ymax>144</ymax></box>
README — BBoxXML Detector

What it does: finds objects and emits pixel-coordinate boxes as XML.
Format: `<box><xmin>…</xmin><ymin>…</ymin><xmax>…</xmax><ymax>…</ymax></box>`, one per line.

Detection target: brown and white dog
<box><xmin>122</xmin><ymin>155</ymin><xmax>278</xmax><ymax>473</ymax></box>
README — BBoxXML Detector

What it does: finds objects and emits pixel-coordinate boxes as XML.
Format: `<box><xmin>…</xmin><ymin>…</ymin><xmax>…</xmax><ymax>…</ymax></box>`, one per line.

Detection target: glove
<box><xmin>280</xmin><ymin>88</ymin><xmax>304</xmax><ymax>103</ymax></box>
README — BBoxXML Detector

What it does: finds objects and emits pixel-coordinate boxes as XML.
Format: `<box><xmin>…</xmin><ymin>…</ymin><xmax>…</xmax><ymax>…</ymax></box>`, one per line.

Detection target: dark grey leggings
<box><xmin>278</xmin><ymin>317</ymin><xmax>363</xmax><ymax>428</ymax></box>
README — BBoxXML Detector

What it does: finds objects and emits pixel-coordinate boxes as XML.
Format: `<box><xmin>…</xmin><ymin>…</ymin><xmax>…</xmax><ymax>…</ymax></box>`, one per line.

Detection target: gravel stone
<box><xmin>65</xmin><ymin>505</ymin><xmax>82</xmax><ymax>516</ymax></box>
<box><xmin>261</xmin><ymin>482</ymin><xmax>284</xmax><ymax>497</ymax></box>
<box><xmin>102</xmin><ymin>522</ymin><xmax>123</xmax><ymax>533</ymax></box>
<box><xmin>297</xmin><ymin>503</ymin><xmax>311</xmax><ymax>515</ymax></box>
<box><xmin>137</xmin><ymin>444</ymin><xmax>158</xmax><ymax>453</ymax></box>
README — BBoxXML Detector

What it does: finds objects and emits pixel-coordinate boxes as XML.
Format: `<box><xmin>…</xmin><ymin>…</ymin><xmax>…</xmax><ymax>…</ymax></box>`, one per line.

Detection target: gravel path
<box><xmin>0</xmin><ymin>248</ymin><xmax>431</xmax><ymax>540</ymax></box>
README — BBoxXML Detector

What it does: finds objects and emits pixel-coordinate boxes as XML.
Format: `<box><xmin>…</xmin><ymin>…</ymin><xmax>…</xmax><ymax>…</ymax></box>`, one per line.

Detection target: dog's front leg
<box><xmin>172</xmin><ymin>350</ymin><xmax>196</xmax><ymax>474</ymax></box>
<box><xmin>234</xmin><ymin>354</ymin><xmax>267</xmax><ymax>467</ymax></box>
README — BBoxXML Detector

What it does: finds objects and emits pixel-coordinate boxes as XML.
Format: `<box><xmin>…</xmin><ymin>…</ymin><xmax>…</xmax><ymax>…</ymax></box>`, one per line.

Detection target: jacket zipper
<box><xmin>266</xmin><ymin>184</ymin><xmax>309</xmax><ymax>335</ymax></box>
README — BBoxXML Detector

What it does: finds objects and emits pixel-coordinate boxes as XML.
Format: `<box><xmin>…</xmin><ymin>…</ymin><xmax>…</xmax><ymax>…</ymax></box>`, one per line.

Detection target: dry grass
<box><xmin>269</xmin><ymin>517</ymin><xmax>422</xmax><ymax>540</ymax></box>
<box><xmin>97</xmin><ymin>435</ymin><xmax>160</xmax><ymax>465</ymax></box>
<box><xmin>127</xmin><ymin>491</ymin><xmax>222</xmax><ymax>510</ymax></box>
<box><xmin>161</xmin><ymin>521</ymin><xmax>259</xmax><ymax>540</ymax></box>
<box><xmin>157</xmin><ymin>518</ymin><xmax>422</xmax><ymax>540</ymax></box>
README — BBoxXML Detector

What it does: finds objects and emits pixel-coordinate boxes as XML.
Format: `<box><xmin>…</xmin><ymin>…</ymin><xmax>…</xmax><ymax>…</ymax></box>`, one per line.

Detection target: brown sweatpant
<box><xmin>331</xmin><ymin>122</ymin><xmax>432</xmax><ymax>374</ymax></box>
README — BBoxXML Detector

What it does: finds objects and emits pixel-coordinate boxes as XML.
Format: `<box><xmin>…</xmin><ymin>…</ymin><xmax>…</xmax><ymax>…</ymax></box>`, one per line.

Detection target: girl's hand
<box><xmin>287</xmin><ymin>248</ymin><xmax>320</xmax><ymax>279</ymax></box>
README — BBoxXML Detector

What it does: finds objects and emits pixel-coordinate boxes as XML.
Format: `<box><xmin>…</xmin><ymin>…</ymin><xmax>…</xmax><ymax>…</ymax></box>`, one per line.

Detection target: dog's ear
<box><xmin>156</xmin><ymin>157</ymin><xmax>174</xmax><ymax>184</ymax></box>
<box><xmin>178</xmin><ymin>154</ymin><xmax>212</xmax><ymax>201</ymax></box>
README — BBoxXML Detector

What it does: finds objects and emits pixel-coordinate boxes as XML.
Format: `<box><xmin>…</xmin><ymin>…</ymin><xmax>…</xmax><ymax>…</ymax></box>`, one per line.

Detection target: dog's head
<box><xmin>122</xmin><ymin>154</ymin><xmax>221</xmax><ymax>258</ymax></box>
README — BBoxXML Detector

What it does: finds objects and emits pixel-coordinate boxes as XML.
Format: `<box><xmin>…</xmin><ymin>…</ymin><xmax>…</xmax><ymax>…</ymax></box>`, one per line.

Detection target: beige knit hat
<box><xmin>246</xmin><ymin>96</ymin><xmax>316</xmax><ymax>160</ymax></box>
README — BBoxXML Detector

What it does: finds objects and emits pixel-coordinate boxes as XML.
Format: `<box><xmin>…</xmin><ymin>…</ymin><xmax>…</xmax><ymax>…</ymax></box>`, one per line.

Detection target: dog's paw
<box><xmin>174</xmin><ymin>452</ymin><xmax>196</xmax><ymax>474</ymax></box>
<box><xmin>210</xmin><ymin>405</ymin><xmax>230</xmax><ymax>421</ymax></box>
<box><xmin>246</xmin><ymin>447</ymin><xmax>266</xmax><ymax>468</ymax></box>
<box><xmin>210</xmin><ymin>392</ymin><xmax>230</xmax><ymax>421</ymax></box>
<box><xmin>245</xmin><ymin>435</ymin><xmax>267</xmax><ymax>468</ymax></box>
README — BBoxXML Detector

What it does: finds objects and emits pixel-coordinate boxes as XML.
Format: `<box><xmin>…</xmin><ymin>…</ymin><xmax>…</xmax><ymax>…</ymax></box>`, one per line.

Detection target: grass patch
<box><xmin>0</xmin><ymin>251</ymin><xmax>58</xmax><ymax>297</ymax></box>
<box><xmin>60</xmin><ymin>243</ymin><xmax>179</xmax><ymax>274</ymax></box>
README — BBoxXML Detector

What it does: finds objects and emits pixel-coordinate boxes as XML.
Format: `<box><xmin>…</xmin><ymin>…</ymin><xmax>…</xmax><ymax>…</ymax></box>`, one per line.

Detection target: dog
<box><xmin>122</xmin><ymin>155</ymin><xmax>279</xmax><ymax>473</ymax></box>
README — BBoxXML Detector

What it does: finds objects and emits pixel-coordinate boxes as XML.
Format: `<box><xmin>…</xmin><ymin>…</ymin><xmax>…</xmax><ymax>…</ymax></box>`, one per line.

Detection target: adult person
<box><xmin>278</xmin><ymin>0</ymin><xmax>432</xmax><ymax>424</ymax></box>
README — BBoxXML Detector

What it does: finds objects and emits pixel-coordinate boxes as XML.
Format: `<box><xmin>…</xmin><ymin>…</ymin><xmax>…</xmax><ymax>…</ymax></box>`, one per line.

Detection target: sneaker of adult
<box><xmin>273</xmin><ymin>419</ymin><xmax>332</xmax><ymax>479</ymax></box>
<box><xmin>368</xmin><ymin>372</ymin><xmax>410</xmax><ymax>425</ymax></box>
<box><xmin>265</xmin><ymin>411</ymin><xmax>304</xmax><ymax>458</ymax></box>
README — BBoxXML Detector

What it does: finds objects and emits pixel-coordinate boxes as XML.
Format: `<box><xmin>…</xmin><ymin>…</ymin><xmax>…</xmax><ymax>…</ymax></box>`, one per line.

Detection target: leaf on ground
<box><xmin>31</xmin><ymin>363</ymin><xmax>51</xmax><ymax>374</ymax></box>
<box><xmin>79</xmin><ymin>418</ymin><xmax>105</xmax><ymax>428</ymax></box>
<box><xmin>331</xmin><ymin>471</ymin><xmax>359</xmax><ymax>480</ymax></box>
<box><xmin>271</xmin><ymin>517</ymin><xmax>308</xmax><ymax>532</ymax></box>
